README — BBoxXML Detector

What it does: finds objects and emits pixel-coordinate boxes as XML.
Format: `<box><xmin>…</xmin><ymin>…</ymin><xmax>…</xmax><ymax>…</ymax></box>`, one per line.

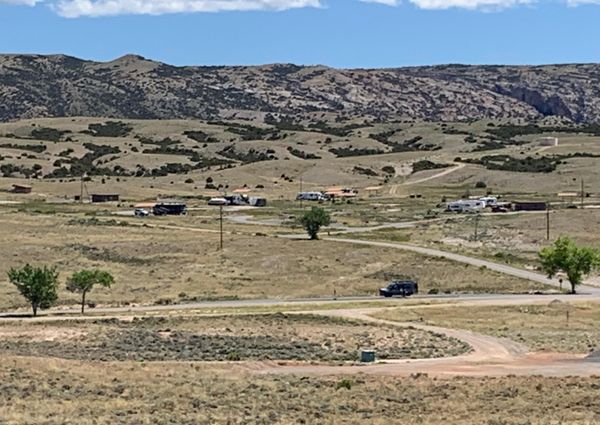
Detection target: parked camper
<box><xmin>249</xmin><ymin>197</ymin><xmax>267</xmax><ymax>207</ymax></box>
<box><xmin>479</xmin><ymin>196</ymin><xmax>498</xmax><ymax>207</ymax></box>
<box><xmin>134</xmin><ymin>208</ymin><xmax>150</xmax><ymax>217</ymax></box>
<box><xmin>513</xmin><ymin>201</ymin><xmax>547</xmax><ymax>212</ymax></box>
<box><xmin>225</xmin><ymin>194</ymin><xmax>248</xmax><ymax>206</ymax></box>
<box><xmin>208</xmin><ymin>197</ymin><xmax>228</xmax><ymax>206</ymax></box>
<box><xmin>153</xmin><ymin>202</ymin><xmax>187</xmax><ymax>216</ymax></box>
<box><xmin>447</xmin><ymin>200</ymin><xmax>485</xmax><ymax>213</ymax></box>
<box><xmin>296</xmin><ymin>192</ymin><xmax>325</xmax><ymax>201</ymax></box>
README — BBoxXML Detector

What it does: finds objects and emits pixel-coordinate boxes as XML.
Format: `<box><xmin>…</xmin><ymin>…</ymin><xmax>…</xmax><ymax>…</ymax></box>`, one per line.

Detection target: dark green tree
<box><xmin>7</xmin><ymin>265</ymin><xmax>59</xmax><ymax>317</ymax></box>
<box><xmin>300</xmin><ymin>206</ymin><xmax>331</xmax><ymax>240</ymax></box>
<box><xmin>539</xmin><ymin>236</ymin><xmax>600</xmax><ymax>294</ymax></box>
<box><xmin>66</xmin><ymin>270</ymin><xmax>114</xmax><ymax>314</ymax></box>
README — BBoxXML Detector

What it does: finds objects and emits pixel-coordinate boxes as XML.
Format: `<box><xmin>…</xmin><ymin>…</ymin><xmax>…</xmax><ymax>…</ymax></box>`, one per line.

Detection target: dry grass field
<box><xmin>344</xmin><ymin>208</ymin><xmax>600</xmax><ymax>276</ymax></box>
<box><xmin>1</xmin><ymin>357</ymin><xmax>599</xmax><ymax>425</ymax></box>
<box><xmin>375</xmin><ymin>301</ymin><xmax>600</xmax><ymax>353</ymax></box>
<box><xmin>2</xmin><ymin>117</ymin><xmax>600</xmax><ymax>204</ymax></box>
<box><xmin>0</xmin><ymin>313</ymin><xmax>469</xmax><ymax>362</ymax></box>
<box><xmin>0</xmin><ymin>210</ymin><xmax>548</xmax><ymax>312</ymax></box>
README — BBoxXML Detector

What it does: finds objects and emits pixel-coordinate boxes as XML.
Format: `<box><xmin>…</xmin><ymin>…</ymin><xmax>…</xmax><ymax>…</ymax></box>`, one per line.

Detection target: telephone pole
<box><xmin>219</xmin><ymin>204</ymin><xmax>224</xmax><ymax>251</ymax></box>
<box><xmin>546</xmin><ymin>204</ymin><xmax>550</xmax><ymax>240</ymax></box>
<box><xmin>581</xmin><ymin>178</ymin><xmax>585</xmax><ymax>208</ymax></box>
<box><xmin>473</xmin><ymin>213</ymin><xmax>480</xmax><ymax>241</ymax></box>
<box><xmin>79</xmin><ymin>173</ymin><xmax>88</xmax><ymax>203</ymax></box>
<box><xmin>299</xmin><ymin>175</ymin><xmax>304</xmax><ymax>210</ymax></box>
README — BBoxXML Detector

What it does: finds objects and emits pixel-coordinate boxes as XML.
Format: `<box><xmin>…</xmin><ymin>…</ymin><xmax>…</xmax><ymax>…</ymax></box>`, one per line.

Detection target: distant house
<box><xmin>513</xmin><ymin>201</ymin><xmax>547</xmax><ymax>212</ymax></box>
<box><xmin>538</xmin><ymin>137</ymin><xmax>559</xmax><ymax>147</ymax></box>
<box><xmin>11</xmin><ymin>184</ymin><xmax>32</xmax><ymax>194</ymax></box>
<box><xmin>91</xmin><ymin>194</ymin><xmax>120</xmax><ymax>203</ymax></box>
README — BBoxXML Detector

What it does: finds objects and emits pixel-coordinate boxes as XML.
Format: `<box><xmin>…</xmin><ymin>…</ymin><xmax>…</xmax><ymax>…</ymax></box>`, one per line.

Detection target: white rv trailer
<box><xmin>478</xmin><ymin>196</ymin><xmax>498</xmax><ymax>207</ymax></box>
<box><xmin>296</xmin><ymin>192</ymin><xmax>326</xmax><ymax>201</ymax></box>
<box><xmin>447</xmin><ymin>199</ymin><xmax>486</xmax><ymax>213</ymax></box>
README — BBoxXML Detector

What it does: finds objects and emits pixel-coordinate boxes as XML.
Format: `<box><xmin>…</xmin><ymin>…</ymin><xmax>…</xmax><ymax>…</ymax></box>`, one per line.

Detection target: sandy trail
<box><xmin>252</xmin><ymin>307</ymin><xmax>600</xmax><ymax>377</ymax></box>
<box><xmin>389</xmin><ymin>163</ymin><xmax>466</xmax><ymax>194</ymax></box>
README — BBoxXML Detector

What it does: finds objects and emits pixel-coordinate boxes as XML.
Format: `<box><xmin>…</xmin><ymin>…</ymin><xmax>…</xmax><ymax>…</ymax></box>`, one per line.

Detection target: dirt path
<box><xmin>253</xmin><ymin>307</ymin><xmax>600</xmax><ymax>377</ymax></box>
<box><xmin>2</xmin><ymin>298</ymin><xmax>600</xmax><ymax>377</ymax></box>
<box><xmin>389</xmin><ymin>163</ymin><xmax>466</xmax><ymax>194</ymax></box>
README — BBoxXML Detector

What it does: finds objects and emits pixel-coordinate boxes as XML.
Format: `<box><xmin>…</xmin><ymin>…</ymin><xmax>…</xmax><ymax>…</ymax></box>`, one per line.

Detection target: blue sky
<box><xmin>1</xmin><ymin>0</ymin><xmax>600</xmax><ymax>68</ymax></box>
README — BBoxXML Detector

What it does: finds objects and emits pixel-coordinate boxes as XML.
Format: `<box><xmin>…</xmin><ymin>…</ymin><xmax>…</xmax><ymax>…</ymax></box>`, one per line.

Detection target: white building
<box><xmin>538</xmin><ymin>137</ymin><xmax>559</xmax><ymax>147</ymax></box>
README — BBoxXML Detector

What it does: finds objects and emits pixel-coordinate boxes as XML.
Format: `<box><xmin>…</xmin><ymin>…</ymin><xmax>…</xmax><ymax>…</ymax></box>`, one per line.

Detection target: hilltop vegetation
<box><xmin>3</xmin><ymin>54</ymin><xmax>600</xmax><ymax>123</ymax></box>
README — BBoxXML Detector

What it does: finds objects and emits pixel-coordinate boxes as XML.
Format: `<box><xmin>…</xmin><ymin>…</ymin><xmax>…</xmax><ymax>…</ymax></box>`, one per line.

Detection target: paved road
<box><xmin>3</xmin><ymin>292</ymin><xmax>598</xmax><ymax>320</ymax></box>
<box><xmin>320</xmin><ymin>237</ymin><xmax>600</xmax><ymax>294</ymax></box>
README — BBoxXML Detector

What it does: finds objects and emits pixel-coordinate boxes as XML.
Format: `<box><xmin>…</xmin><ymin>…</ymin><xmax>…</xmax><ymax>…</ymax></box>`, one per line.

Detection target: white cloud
<box><xmin>1</xmin><ymin>0</ymin><xmax>599</xmax><ymax>17</ymax></box>
<box><xmin>54</xmin><ymin>0</ymin><xmax>322</xmax><ymax>17</ymax></box>
<box><xmin>409</xmin><ymin>0</ymin><xmax>534</xmax><ymax>10</ymax></box>
<box><xmin>0</xmin><ymin>0</ymin><xmax>41</xmax><ymax>6</ymax></box>
<box><xmin>360</xmin><ymin>0</ymin><xmax>399</xmax><ymax>5</ymax></box>
<box><xmin>566</xmin><ymin>0</ymin><xmax>600</xmax><ymax>4</ymax></box>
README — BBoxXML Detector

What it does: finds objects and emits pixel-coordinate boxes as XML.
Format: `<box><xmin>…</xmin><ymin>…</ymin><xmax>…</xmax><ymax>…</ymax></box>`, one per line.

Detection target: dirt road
<box><xmin>2</xmin><ymin>294</ymin><xmax>600</xmax><ymax>377</ymax></box>
<box><xmin>389</xmin><ymin>163</ymin><xmax>466</xmax><ymax>194</ymax></box>
<box><xmin>254</xmin><ymin>307</ymin><xmax>600</xmax><ymax>377</ymax></box>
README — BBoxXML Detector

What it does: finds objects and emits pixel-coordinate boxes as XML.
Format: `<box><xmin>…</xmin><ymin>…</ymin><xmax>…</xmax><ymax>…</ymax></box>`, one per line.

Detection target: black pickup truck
<box><xmin>379</xmin><ymin>280</ymin><xmax>419</xmax><ymax>298</ymax></box>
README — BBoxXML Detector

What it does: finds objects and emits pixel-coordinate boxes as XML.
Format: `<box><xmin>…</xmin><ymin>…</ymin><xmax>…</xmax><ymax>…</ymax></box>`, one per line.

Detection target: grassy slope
<box><xmin>1</xmin><ymin>357</ymin><xmax>599</xmax><ymax>424</ymax></box>
<box><xmin>375</xmin><ymin>302</ymin><xmax>600</xmax><ymax>353</ymax></box>
<box><xmin>0</xmin><ymin>212</ymin><xmax>546</xmax><ymax>310</ymax></box>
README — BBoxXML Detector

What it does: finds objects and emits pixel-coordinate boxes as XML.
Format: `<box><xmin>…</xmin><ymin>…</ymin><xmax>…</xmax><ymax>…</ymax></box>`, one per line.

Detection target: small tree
<box><xmin>539</xmin><ymin>237</ymin><xmax>600</xmax><ymax>294</ymax></box>
<box><xmin>7</xmin><ymin>265</ymin><xmax>59</xmax><ymax>317</ymax></box>
<box><xmin>66</xmin><ymin>270</ymin><xmax>114</xmax><ymax>314</ymax></box>
<box><xmin>300</xmin><ymin>206</ymin><xmax>331</xmax><ymax>240</ymax></box>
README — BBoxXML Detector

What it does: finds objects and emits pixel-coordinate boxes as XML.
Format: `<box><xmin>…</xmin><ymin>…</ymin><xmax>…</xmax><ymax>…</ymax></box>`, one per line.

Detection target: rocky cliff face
<box><xmin>1</xmin><ymin>54</ymin><xmax>599</xmax><ymax>123</ymax></box>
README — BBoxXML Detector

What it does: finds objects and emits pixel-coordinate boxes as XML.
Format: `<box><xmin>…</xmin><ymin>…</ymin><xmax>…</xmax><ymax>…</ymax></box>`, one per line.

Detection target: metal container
<box><xmin>360</xmin><ymin>350</ymin><xmax>376</xmax><ymax>363</ymax></box>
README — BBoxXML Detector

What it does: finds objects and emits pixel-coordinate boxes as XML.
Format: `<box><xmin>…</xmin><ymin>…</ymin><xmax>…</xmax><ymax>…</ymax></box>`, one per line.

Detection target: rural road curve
<box><xmin>319</xmin><ymin>237</ymin><xmax>600</xmax><ymax>294</ymax></box>
<box><xmin>2</xmin><ymin>294</ymin><xmax>600</xmax><ymax>377</ymax></box>
<box><xmin>253</xmin><ymin>307</ymin><xmax>600</xmax><ymax>378</ymax></box>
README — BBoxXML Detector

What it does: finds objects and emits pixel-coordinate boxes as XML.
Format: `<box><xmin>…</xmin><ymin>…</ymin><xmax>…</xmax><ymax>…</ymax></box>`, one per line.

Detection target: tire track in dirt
<box><xmin>250</xmin><ymin>307</ymin><xmax>600</xmax><ymax>377</ymax></box>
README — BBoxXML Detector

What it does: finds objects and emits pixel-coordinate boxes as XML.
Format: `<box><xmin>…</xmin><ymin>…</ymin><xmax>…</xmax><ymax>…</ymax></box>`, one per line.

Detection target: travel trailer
<box><xmin>447</xmin><ymin>199</ymin><xmax>485</xmax><ymax>213</ymax></box>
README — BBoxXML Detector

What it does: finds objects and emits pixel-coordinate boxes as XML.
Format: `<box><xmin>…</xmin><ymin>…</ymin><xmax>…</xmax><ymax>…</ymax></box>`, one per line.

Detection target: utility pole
<box><xmin>219</xmin><ymin>204</ymin><xmax>224</xmax><ymax>251</ymax></box>
<box><xmin>581</xmin><ymin>178</ymin><xmax>585</xmax><ymax>208</ymax></box>
<box><xmin>546</xmin><ymin>204</ymin><xmax>550</xmax><ymax>240</ymax></box>
<box><xmin>79</xmin><ymin>172</ymin><xmax>87</xmax><ymax>203</ymax></box>
<box><xmin>300</xmin><ymin>175</ymin><xmax>304</xmax><ymax>211</ymax></box>
<box><xmin>473</xmin><ymin>213</ymin><xmax>480</xmax><ymax>241</ymax></box>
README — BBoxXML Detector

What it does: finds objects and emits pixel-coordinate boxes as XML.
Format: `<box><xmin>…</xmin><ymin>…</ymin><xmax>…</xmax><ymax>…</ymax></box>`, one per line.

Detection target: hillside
<box><xmin>1</xmin><ymin>117</ymin><xmax>600</xmax><ymax>203</ymax></box>
<box><xmin>1</xmin><ymin>54</ymin><xmax>600</xmax><ymax>123</ymax></box>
